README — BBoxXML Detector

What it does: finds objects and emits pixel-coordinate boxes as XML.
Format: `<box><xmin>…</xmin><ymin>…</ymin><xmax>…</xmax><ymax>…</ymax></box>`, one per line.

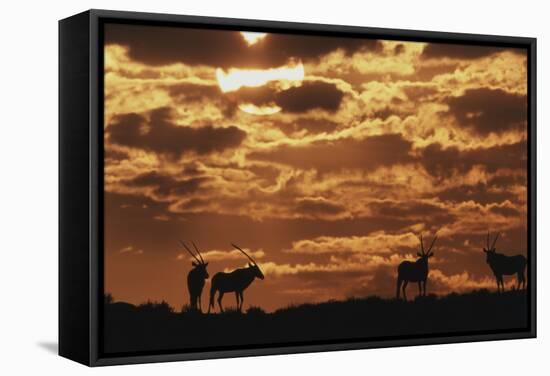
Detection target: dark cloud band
<box><xmin>107</xmin><ymin>107</ymin><xmax>246</xmax><ymax>158</ymax></box>
<box><xmin>249</xmin><ymin>133</ymin><xmax>414</xmax><ymax>172</ymax></box>
<box><xmin>422</xmin><ymin>43</ymin><xmax>522</xmax><ymax>60</ymax></box>
<box><xmin>446</xmin><ymin>88</ymin><xmax>527</xmax><ymax>135</ymax></box>
<box><xmin>105</xmin><ymin>23</ymin><xmax>382</xmax><ymax>69</ymax></box>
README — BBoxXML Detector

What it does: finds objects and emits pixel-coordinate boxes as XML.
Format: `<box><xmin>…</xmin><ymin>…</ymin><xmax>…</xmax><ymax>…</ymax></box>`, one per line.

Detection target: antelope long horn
<box><xmin>427</xmin><ymin>235</ymin><xmax>438</xmax><ymax>253</ymax></box>
<box><xmin>179</xmin><ymin>240</ymin><xmax>201</xmax><ymax>263</ymax></box>
<box><xmin>231</xmin><ymin>243</ymin><xmax>257</xmax><ymax>266</ymax></box>
<box><xmin>192</xmin><ymin>241</ymin><xmax>205</xmax><ymax>264</ymax></box>
<box><xmin>491</xmin><ymin>232</ymin><xmax>500</xmax><ymax>249</ymax></box>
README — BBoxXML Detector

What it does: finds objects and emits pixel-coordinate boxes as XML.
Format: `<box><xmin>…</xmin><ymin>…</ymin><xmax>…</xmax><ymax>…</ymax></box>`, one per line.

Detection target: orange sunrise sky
<box><xmin>102</xmin><ymin>23</ymin><xmax>528</xmax><ymax>312</ymax></box>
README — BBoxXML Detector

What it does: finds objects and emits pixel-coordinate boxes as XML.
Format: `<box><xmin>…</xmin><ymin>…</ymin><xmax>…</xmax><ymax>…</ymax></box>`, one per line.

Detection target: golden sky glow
<box><xmin>238</xmin><ymin>103</ymin><xmax>282</xmax><ymax>115</ymax></box>
<box><xmin>240</xmin><ymin>31</ymin><xmax>268</xmax><ymax>45</ymax></box>
<box><xmin>103</xmin><ymin>24</ymin><xmax>528</xmax><ymax>312</ymax></box>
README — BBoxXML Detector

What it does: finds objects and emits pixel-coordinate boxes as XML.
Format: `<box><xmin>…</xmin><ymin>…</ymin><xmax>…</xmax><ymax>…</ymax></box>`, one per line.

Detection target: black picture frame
<box><xmin>59</xmin><ymin>9</ymin><xmax>537</xmax><ymax>367</ymax></box>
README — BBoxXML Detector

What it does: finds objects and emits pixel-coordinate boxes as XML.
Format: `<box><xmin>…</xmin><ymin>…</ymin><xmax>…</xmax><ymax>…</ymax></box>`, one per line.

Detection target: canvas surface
<box><xmin>101</xmin><ymin>22</ymin><xmax>529</xmax><ymax>355</ymax></box>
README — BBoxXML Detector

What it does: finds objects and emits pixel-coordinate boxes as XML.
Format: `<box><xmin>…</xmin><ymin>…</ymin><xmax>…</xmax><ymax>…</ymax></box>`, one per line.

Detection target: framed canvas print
<box><xmin>59</xmin><ymin>9</ymin><xmax>536</xmax><ymax>366</ymax></box>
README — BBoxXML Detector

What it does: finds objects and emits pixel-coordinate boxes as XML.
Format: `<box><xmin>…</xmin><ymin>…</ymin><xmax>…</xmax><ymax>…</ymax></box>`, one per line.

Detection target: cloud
<box><xmin>422</xmin><ymin>43</ymin><xmax>510</xmax><ymax>60</ymax></box>
<box><xmin>228</xmin><ymin>81</ymin><xmax>345</xmax><ymax>113</ymax></box>
<box><xmin>274</xmin><ymin>81</ymin><xmax>345</xmax><ymax>113</ymax></box>
<box><xmin>436</xmin><ymin>183</ymin><xmax>518</xmax><ymax>205</ymax></box>
<box><xmin>104</xmin><ymin>148</ymin><xmax>128</xmax><ymax>163</ymax></box>
<box><xmin>249</xmin><ymin>134</ymin><xmax>414</xmax><ymax>173</ymax></box>
<box><xmin>401</xmin><ymin>84</ymin><xmax>439</xmax><ymax>102</ymax></box>
<box><xmin>488</xmin><ymin>201</ymin><xmax>521</xmax><ymax>217</ymax></box>
<box><xmin>428</xmin><ymin>268</ymin><xmax>499</xmax><ymax>292</ymax></box>
<box><xmin>294</xmin><ymin>197</ymin><xmax>346</xmax><ymax>219</ymax></box>
<box><xmin>276</xmin><ymin>117</ymin><xmax>340</xmax><ymax>136</ymax></box>
<box><xmin>259</xmin><ymin>260</ymin><xmax>364</xmax><ymax>277</ymax></box>
<box><xmin>420</xmin><ymin>141</ymin><xmax>527</xmax><ymax>179</ymax></box>
<box><xmin>107</xmin><ymin>107</ymin><xmax>246</xmax><ymax>158</ymax></box>
<box><xmin>166</xmin><ymin>82</ymin><xmax>224</xmax><ymax>102</ymax></box>
<box><xmin>446</xmin><ymin>88</ymin><xmax>527</xmax><ymax>135</ymax></box>
<box><xmin>124</xmin><ymin>171</ymin><xmax>210</xmax><ymax>198</ymax></box>
<box><xmin>254</xmin><ymin>33</ymin><xmax>382</xmax><ymax>67</ymax></box>
<box><xmin>247</xmin><ymin>164</ymin><xmax>282</xmax><ymax>187</ymax></box>
<box><xmin>261</xmin><ymin>251</ymin><xmax>412</xmax><ymax>281</ymax></box>
<box><xmin>165</xmin><ymin>82</ymin><xmax>241</xmax><ymax>119</ymax></box>
<box><xmin>177</xmin><ymin>248</ymin><xmax>265</xmax><ymax>262</ymax></box>
<box><xmin>488</xmin><ymin>173</ymin><xmax>526</xmax><ymax>189</ymax></box>
<box><xmin>105</xmin><ymin>24</ymin><xmax>250</xmax><ymax>68</ymax></box>
<box><xmin>103</xmin><ymin>192</ymin><xmax>182</xmax><ymax>253</ymax></box>
<box><xmin>344</xmin><ymin>265</ymin><xmax>398</xmax><ymax>298</ymax></box>
<box><xmin>105</xmin><ymin>23</ymin><xmax>382</xmax><ymax>68</ymax></box>
<box><xmin>285</xmin><ymin>232</ymin><xmax>419</xmax><ymax>255</ymax></box>
<box><xmin>369</xmin><ymin>200</ymin><xmax>450</xmax><ymax>221</ymax></box>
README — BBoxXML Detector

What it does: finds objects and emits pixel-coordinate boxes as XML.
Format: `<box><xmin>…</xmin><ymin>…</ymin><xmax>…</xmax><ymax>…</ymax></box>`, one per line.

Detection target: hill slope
<box><xmin>103</xmin><ymin>289</ymin><xmax>528</xmax><ymax>355</ymax></box>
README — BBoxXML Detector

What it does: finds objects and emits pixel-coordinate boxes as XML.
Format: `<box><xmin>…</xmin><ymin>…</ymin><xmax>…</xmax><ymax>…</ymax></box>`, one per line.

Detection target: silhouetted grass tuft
<box><xmin>246</xmin><ymin>306</ymin><xmax>267</xmax><ymax>317</ymax></box>
<box><xmin>137</xmin><ymin>300</ymin><xmax>174</xmax><ymax>315</ymax></box>
<box><xmin>179</xmin><ymin>304</ymin><xmax>204</xmax><ymax>316</ymax></box>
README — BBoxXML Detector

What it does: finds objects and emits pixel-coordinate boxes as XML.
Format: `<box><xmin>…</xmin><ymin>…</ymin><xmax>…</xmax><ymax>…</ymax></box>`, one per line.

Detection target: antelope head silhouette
<box><xmin>483</xmin><ymin>231</ymin><xmax>500</xmax><ymax>263</ymax></box>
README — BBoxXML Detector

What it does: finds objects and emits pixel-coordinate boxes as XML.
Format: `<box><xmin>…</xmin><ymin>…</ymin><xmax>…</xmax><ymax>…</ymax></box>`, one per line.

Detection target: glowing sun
<box><xmin>216</xmin><ymin>62</ymin><xmax>305</xmax><ymax>93</ymax></box>
<box><xmin>240</xmin><ymin>31</ymin><xmax>267</xmax><ymax>46</ymax></box>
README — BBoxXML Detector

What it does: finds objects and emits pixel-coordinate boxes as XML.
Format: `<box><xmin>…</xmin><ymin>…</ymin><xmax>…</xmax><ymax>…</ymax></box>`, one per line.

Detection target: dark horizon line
<box><xmin>104</xmin><ymin>287</ymin><xmax>526</xmax><ymax>313</ymax></box>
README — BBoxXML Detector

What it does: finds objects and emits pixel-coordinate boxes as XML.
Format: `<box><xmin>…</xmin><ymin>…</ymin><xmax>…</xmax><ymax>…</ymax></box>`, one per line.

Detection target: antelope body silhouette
<box><xmin>483</xmin><ymin>232</ymin><xmax>527</xmax><ymax>292</ymax></box>
<box><xmin>208</xmin><ymin>243</ymin><xmax>264</xmax><ymax>313</ymax></box>
<box><xmin>180</xmin><ymin>240</ymin><xmax>209</xmax><ymax>312</ymax></box>
<box><xmin>396</xmin><ymin>234</ymin><xmax>437</xmax><ymax>300</ymax></box>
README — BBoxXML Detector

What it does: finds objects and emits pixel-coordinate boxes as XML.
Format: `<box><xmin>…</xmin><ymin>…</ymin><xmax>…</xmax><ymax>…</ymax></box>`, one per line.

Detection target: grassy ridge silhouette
<box><xmin>103</xmin><ymin>289</ymin><xmax>528</xmax><ymax>354</ymax></box>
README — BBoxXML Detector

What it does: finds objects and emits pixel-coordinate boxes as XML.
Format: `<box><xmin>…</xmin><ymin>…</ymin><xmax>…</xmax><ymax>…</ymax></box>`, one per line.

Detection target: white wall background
<box><xmin>0</xmin><ymin>0</ymin><xmax>546</xmax><ymax>373</ymax></box>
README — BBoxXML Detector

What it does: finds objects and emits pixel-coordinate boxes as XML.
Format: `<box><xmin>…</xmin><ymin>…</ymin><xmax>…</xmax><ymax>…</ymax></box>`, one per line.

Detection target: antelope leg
<box><xmin>218</xmin><ymin>292</ymin><xmax>225</xmax><ymax>313</ymax></box>
<box><xmin>239</xmin><ymin>291</ymin><xmax>244</xmax><ymax>311</ymax></box>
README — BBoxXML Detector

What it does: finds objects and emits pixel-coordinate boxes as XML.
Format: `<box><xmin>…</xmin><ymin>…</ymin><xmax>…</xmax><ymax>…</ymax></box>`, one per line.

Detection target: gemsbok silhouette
<box><xmin>180</xmin><ymin>240</ymin><xmax>209</xmax><ymax>312</ymax></box>
<box><xmin>396</xmin><ymin>233</ymin><xmax>437</xmax><ymax>301</ymax></box>
<box><xmin>483</xmin><ymin>232</ymin><xmax>527</xmax><ymax>292</ymax></box>
<box><xmin>208</xmin><ymin>243</ymin><xmax>264</xmax><ymax>313</ymax></box>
